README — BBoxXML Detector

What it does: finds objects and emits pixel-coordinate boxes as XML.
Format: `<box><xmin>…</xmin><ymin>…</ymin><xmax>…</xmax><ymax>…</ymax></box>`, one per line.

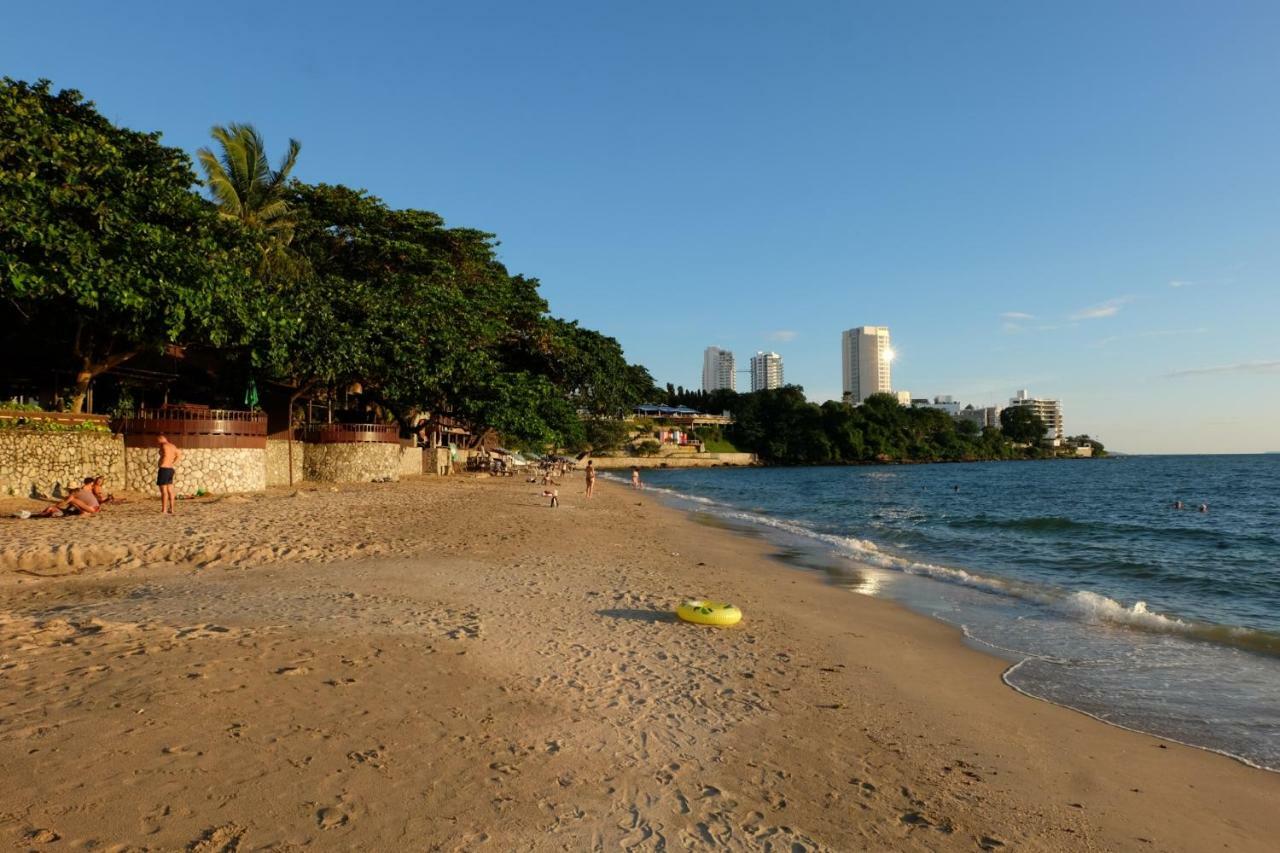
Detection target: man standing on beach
<box><xmin>156</xmin><ymin>434</ymin><xmax>181</xmax><ymax>514</ymax></box>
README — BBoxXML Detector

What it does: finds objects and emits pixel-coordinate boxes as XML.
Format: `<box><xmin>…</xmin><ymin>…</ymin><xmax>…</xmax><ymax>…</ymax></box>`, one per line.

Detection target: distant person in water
<box><xmin>584</xmin><ymin>461</ymin><xmax>596</xmax><ymax>498</ymax></box>
<box><xmin>1199</xmin><ymin>503</ymin><xmax>1209</xmax><ymax>513</ymax></box>
<box><xmin>156</xmin><ymin>434</ymin><xmax>181</xmax><ymax>515</ymax></box>
<box><xmin>631</xmin><ymin>466</ymin><xmax>643</xmax><ymax>490</ymax></box>
<box><xmin>1173</xmin><ymin>499</ymin><xmax>1184</xmax><ymax>510</ymax></box>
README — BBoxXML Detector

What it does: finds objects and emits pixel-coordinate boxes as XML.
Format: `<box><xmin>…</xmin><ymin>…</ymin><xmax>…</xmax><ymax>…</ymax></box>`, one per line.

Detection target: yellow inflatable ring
<box><xmin>676</xmin><ymin>600</ymin><xmax>742</xmax><ymax>627</ymax></box>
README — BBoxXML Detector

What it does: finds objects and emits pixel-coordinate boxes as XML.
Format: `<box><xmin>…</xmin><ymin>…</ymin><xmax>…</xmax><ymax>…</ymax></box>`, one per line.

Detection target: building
<box><xmin>958</xmin><ymin>405</ymin><xmax>1001</xmax><ymax>430</ymax></box>
<box><xmin>749</xmin><ymin>351</ymin><xmax>784</xmax><ymax>391</ymax></box>
<box><xmin>841</xmin><ymin>326</ymin><xmax>893</xmax><ymax>404</ymax></box>
<box><xmin>701</xmin><ymin>347</ymin><xmax>736</xmax><ymax>393</ymax></box>
<box><xmin>913</xmin><ymin>395</ymin><xmax>960</xmax><ymax>416</ymax></box>
<box><xmin>894</xmin><ymin>390</ymin><xmax>912</xmax><ymax>406</ymax></box>
<box><xmin>1008</xmin><ymin>389</ymin><xmax>1063</xmax><ymax>442</ymax></box>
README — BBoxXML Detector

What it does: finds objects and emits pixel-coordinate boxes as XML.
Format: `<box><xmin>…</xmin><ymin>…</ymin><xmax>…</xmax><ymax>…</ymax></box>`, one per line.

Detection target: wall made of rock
<box><xmin>266</xmin><ymin>439</ymin><xmax>304</xmax><ymax>487</ymax></box>
<box><xmin>587</xmin><ymin>452</ymin><xmax>757</xmax><ymax>469</ymax></box>
<box><xmin>0</xmin><ymin>432</ymin><xmax>125</xmax><ymax>498</ymax></box>
<box><xmin>399</xmin><ymin>446</ymin><xmax>424</xmax><ymax>477</ymax></box>
<box><xmin>303</xmin><ymin>442</ymin><xmax>401</xmax><ymax>483</ymax></box>
<box><xmin>123</xmin><ymin>447</ymin><xmax>266</xmax><ymax>495</ymax></box>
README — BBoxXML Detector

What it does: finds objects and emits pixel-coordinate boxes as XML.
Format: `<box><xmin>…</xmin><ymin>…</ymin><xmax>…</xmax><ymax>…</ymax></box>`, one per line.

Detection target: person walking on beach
<box><xmin>585</xmin><ymin>460</ymin><xmax>596</xmax><ymax>499</ymax></box>
<box><xmin>156</xmin><ymin>434</ymin><xmax>181</xmax><ymax>515</ymax></box>
<box><xmin>631</xmin><ymin>466</ymin><xmax>643</xmax><ymax>490</ymax></box>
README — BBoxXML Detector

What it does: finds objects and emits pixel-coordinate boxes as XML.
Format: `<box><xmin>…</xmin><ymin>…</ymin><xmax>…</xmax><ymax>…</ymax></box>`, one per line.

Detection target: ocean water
<box><xmin>623</xmin><ymin>456</ymin><xmax>1280</xmax><ymax>771</ymax></box>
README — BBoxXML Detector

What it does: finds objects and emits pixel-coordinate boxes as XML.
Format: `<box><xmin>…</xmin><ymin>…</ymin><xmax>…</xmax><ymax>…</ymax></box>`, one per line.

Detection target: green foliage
<box><xmin>999</xmin><ymin>406</ymin><xmax>1048</xmax><ymax>444</ymax></box>
<box><xmin>583</xmin><ymin>418</ymin><xmax>632</xmax><ymax>453</ymax></box>
<box><xmin>197</xmin><ymin>123</ymin><xmax>302</xmax><ymax>278</ymax></box>
<box><xmin>694</xmin><ymin>425</ymin><xmax>739</xmax><ymax>453</ymax></box>
<box><xmin>0</xmin><ymin>78</ymin><xmax>263</xmax><ymax>412</ymax></box>
<box><xmin>700</xmin><ymin>388</ymin><xmax>1040</xmax><ymax>465</ymax></box>
<box><xmin>0</xmin><ymin>414</ymin><xmax>110</xmax><ymax>433</ymax></box>
<box><xmin>633</xmin><ymin>439</ymin><xmax>661</xmax><ymax>457</ymax></box>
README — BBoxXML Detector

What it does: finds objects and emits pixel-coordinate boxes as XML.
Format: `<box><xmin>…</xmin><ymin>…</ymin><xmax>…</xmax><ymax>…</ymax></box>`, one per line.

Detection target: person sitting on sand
<box><xmin>37</xmin><ymin>477</ymin><xmax>101</xmax><ymax>517</ymax></box>
<box><xmin>584</xmin><ymin>461</ymin><xmax>596</xmax><ymax>498</ymax></box>
<box><xmin>90</xmin><ymin>475</ymin><xmax>121</xmax><ymax>505</ymax></box>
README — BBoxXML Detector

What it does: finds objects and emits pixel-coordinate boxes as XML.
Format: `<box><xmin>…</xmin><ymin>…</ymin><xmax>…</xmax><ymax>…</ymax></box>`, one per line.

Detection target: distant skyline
<box><xmin>4</xmin><ymin>2</ymin><xmax>1279</xmax><ymax>452</ymax></box>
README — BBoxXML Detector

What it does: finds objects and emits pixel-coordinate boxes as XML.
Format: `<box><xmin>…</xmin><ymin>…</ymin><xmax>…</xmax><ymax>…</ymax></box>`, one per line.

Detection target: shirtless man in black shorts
<box><xmin>156</xmin><ymin>434</ymin><xmax>181</xmax><ymax>514</ymax></box>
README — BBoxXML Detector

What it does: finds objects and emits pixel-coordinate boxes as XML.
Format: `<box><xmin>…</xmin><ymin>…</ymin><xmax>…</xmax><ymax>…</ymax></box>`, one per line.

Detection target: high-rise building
<box><xmin>701</xmin><ymin>347</ymin><xmax>736</xmax><ymax>392</ymax></box>
<box><xmin>749</xmin><ymin>351</ymin><xmax>784</xmax><ymax>391</ymax></box>
<box><xmin>841</xmin><ymin>326</ymin><xmax>893</xmax><ymax>404</ymax></box>
<box><xmin>1008</xmin><ymin>389</ymin><xmax>1063</xmax><ymax>442</ymax></box>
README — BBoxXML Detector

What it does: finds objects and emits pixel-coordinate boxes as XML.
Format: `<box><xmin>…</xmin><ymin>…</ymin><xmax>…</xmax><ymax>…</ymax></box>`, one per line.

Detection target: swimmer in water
<box><xmin>1199</xmin><ymin>503</ymin><xmax>1209</xmax><ymax>513</ymax></box>
<box><xmin>1172</xmin><ymin>499</ymin><xmax>1184</xmax><ymax>510</ymax></box>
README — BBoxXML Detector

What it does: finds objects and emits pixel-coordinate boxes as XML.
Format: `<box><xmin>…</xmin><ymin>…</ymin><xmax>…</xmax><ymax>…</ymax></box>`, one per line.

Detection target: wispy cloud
<box><xmin>1000</xmin><ymin>311</ymin><xmax>1034</xmax><ymax>320</ymax></box>
<box><xmin>1070</xmin><ymin>297</ymin><xmax>1132</xmax><ymax>320</ymax></box>
<box><xmin>1168</xmin><ymin>280</ymin><xmax>1194</xmax><ymax>288</ymax></box>
<box><xmin>1094</xmin><ymin>328</ymin><xmax>1208</xmax><ymax>348</ymax></box>
<box><xmin>1164</xmin><ymin>360</ymin><xmax>1280</xmax><ymax>378</ymax></box>
<box><xmin>1001</xmin><ymin>322</ymin><xmax>1025</xmax><ymax>334</ymax></box>
<box><xmin>767</xmin><ymin>329</ymin><xmax>796</xmax><ymax>342</ymax></box>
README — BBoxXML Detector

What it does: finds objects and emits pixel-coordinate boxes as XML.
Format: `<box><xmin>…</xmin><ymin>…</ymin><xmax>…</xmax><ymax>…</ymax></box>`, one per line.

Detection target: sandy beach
<box><xmin>1</xmin><ymin>474</ymin><xmax>1277</xmax><ymax>851</ymax></box>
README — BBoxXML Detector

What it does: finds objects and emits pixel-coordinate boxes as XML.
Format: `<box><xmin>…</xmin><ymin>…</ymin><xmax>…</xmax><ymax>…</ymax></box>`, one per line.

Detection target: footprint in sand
<box><xmin>24</xmin><ymin>828</ymin><xmax>60</xmax><ymax>844</ymax></box>
<box><xmin>187</xmin><ymin>823</ymin><xmax>245</xmax><ymax>852</ymax></box>
<box><xmin>316</xmin><ymin>806</ymin><xmax>351</xmax><ymax>830</ymax></box>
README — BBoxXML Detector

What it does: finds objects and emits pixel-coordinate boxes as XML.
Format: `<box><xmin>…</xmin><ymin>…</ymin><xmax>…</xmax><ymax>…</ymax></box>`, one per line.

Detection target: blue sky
<box><xmin>5</xmin><ymin>2</ymin><xmax>1279</xmax><ymax>452</ymax></box>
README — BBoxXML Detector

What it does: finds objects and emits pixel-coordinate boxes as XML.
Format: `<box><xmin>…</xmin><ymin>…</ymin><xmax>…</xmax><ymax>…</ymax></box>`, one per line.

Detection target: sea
<box><xmin>618</xmin><ymin>455</ymin><xmax>1280</xmax><ymax>772</ymax></box>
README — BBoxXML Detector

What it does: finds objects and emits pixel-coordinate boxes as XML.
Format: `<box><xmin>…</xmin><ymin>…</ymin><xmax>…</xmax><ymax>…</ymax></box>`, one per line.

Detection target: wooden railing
<box><xmin>119</xmin><ymin>407</ymin><xmax>267</xmax><ymax>449</ymax></box>
<box><xmin>302</xmin><ymin>423</ymin><xmax>400</xmax><ymax>444</ymax></box>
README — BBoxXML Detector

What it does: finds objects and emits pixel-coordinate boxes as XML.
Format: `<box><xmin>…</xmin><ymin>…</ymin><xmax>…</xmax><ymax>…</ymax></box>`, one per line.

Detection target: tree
<box><xmin>541</xmin><ymin>319</ymin><xmax>656</xmax><ymax>417</ymax></box>
<box><xmin>197</xmin><ymin>123</ymin><xmax>301</xmax><ymax>246</ymax></box>
<box><xmin>0</xmin><ymin>78</ymin><xmax>261</xmax><ymax>412</ymax></box>
<box><xmin>1000</xmin><ymin>406</ymin><xmax>1047</xmax><ymax>444</ymax></box>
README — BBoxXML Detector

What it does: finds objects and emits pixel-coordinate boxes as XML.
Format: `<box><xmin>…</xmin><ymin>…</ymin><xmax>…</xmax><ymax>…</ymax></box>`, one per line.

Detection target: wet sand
<box><xmin>1</xmin><ymin>475</ymin><xmax>1277</xmax><ymax>850</ymax></box>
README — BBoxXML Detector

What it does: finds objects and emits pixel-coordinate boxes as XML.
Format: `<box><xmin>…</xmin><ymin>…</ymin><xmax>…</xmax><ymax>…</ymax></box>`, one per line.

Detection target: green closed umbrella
<box><xmin>244</xmin><ymin>378</ymin><xmax>260</xmax><ymax>409</ymax></box>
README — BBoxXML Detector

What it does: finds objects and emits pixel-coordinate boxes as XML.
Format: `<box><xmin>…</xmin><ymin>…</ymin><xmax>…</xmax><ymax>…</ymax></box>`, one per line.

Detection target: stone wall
<box><xmin>266</xmin><ymin>439</ymin><xmax>304</xmax><ymax>487</ymax></box>
<box><xmin>303</xmin><ymin>442</ymin><xmax>402</xmax><ymax>483</ymax></box>
<box><xmin>399</xmin><ymin>445</ymin><xmax>424</xmax><ymax>477</ymax></box>
<box><xmin>588</xmin><ymin>453</ymin><xmax>757</xmax><ymax>469</ymax></box>
<box><xmin>123</xmin><ymin>446</ymin><xmax>266</xmax><ymax>495</ymax></box>
<box><xmin>0</xmin><ymin>432</ymin><xmax>125</xmax><ymax>498</ymax></box>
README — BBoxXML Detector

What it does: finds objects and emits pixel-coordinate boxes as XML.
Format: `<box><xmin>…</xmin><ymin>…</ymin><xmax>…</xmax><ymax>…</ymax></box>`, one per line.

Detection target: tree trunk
<box><xmin>69</xmin><ymin>368</ymin><xmax>93</xmax><ymax>414</ymax></box>
<box><xmin>67</xmin><ymin>350</ymin><xmax>141</xmax><ymax>414</ymax></box>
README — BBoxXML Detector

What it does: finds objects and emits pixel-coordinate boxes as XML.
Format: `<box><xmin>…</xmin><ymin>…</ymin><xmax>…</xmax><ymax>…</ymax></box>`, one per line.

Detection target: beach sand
<box><xmin>1</xmin><ymin>475</ymin><xmax>1277</xmax><ymax>851</ymax></box>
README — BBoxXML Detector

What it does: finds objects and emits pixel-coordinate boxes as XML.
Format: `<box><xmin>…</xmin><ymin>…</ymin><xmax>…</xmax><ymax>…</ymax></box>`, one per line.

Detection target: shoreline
<box><xmin>2</xmin><ymin>475</ymin><xmax>1277</xmax><ymax>849</ymax></box>
<box><xmin>628</xmin><ymin>467</ymin><xmax>1280</xmax><ymax>773</ymax></box>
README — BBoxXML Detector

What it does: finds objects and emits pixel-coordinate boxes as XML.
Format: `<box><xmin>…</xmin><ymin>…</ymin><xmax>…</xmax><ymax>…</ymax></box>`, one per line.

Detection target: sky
<box><xmin>5</xmin><ymin>1</ymin><xmax>1279</xmax><ymax>453</ymax></box>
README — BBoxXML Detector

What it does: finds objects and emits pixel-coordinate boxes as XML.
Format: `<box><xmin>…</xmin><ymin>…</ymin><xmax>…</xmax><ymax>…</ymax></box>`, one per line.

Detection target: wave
<box><xmin>659</xmin><ymin>497</ymin><xmax>1280</xmax><ymax>659</ymax></box>
<box><xmin>1063</xmin><ymin>591</ymin><xmax>1280</xmax><ymax>657</ymax></box>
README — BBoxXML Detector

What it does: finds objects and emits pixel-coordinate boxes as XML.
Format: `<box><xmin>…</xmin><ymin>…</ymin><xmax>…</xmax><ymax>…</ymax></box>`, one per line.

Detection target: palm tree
<box><xmin>197</xmin><ymin>123</ymin><xmax>301</xmax><ymax>247</ymax></box>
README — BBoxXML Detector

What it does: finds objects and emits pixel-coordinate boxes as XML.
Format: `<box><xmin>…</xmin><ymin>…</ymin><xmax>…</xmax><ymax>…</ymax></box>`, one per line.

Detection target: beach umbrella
<box><xmin>244</xmin><ymin>378</ymin><xmax>260</xmax><ymax>409</ymax></box>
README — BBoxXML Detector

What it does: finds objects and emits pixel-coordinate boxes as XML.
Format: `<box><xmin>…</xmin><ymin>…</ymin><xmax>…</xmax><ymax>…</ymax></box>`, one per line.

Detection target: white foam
<box><xmin>1062</xmin><ymin>591</ymin><xmax>1186</xmax><ymax>632</ymax></box>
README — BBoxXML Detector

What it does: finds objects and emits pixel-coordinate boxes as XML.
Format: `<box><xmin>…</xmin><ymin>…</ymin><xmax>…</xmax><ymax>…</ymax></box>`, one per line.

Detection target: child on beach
<box><xmin>541</xmin><ymin>489</ymin><xmax>559</xmax><ymax>507</ymax></box>
<box><xmin>631</xmin><ymin>466</ymin><xmax>642</xmax><ymax>490</ymax></box>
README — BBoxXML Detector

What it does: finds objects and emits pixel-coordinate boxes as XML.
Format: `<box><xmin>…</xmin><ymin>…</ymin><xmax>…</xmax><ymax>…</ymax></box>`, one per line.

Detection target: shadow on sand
<box><xmin>596</xmin><ymin>608</ymin><xmax>677</xmax><ymax>624</ymax></box>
